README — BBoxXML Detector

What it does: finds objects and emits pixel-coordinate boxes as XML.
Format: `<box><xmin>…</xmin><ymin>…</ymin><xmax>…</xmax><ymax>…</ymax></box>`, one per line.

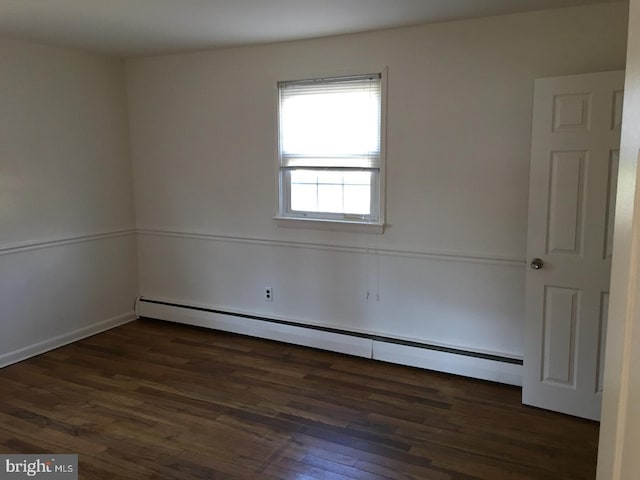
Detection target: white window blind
<box><xmin>278</xmin><ymin>74</ymin><xmax>382</xmax><ymax>169</ymax></box>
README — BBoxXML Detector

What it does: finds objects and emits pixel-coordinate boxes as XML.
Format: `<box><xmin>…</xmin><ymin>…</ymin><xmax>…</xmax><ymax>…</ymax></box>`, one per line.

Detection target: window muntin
<box><xmin>278</xmin><ymin>73</ymin><xmax>383</xmax><ymax>224</ymax></box>
<box><xmin>289</xmin><ymin>170</ymin><xmax>374</xmax><ymax>215</ymax></box>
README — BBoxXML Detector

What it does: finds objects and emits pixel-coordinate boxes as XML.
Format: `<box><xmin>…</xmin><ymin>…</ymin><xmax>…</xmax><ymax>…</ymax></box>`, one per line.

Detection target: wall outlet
<box><xmin>265</xmin><ymin>287</ymin><xmax>273</xmax><ymax>301</ymax></box>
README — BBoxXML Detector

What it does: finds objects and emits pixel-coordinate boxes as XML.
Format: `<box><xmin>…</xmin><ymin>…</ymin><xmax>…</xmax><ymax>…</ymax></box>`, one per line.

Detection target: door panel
<box><xmin>542</xmin><ymin>286</ymin><xmax>579</xmax><ymax>387</ymax></box>
<box><xmin>524</xmin><ymin>70</ymin><xmax>624</xmax><ymax>420</ymax></box>
<box><xmin>547</xmin><ymin>151</ymin><xmax>585</xmax><ymax>254</ymax></box>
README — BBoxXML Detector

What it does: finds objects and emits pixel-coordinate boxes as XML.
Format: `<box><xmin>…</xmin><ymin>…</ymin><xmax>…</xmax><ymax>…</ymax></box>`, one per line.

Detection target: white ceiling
<box><xmin>0</xmin><ymin>0</ymin><xmax>625</xmax><ymax>57</ymax></box>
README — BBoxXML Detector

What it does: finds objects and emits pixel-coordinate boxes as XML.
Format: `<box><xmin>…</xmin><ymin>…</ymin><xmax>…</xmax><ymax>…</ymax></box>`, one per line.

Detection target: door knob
<box><xmin>530</xmin><ymin>258</ymin><xmax>544</xmax><ymax>270</ymax></box>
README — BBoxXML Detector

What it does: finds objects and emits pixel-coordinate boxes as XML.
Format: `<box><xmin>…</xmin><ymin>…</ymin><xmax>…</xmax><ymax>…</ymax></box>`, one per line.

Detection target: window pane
<box><xmin>290</xmin><ymin>170</ymin><xmax>318</xmax><ymax>184</ymax></box>
<box><xmin>289</xmin><ymin>170</ymin><xmax>372</xmax><ymax>216</ymax></box>
<box><xmin>345</xmin><ymin>171</ymin><xmax>371</xmax><ymax>185</ymax></box>
<box><xmin>317</xmin><ymin>171</ymin><xmax>344</xmax><ymax>185</ymax></box>
<box><xmin>290</xmin><ymin>183</ymin><xmax>318</xmax><ymax>212</ymax></box>
<box><xmin>317</xmin><ymin>184</ymin><xmax>343</xmax><ymax>213</ymax></box>
<box><xmin>344</xmin><ymin>185</ymin><xmax>371</xmax><ymax>215</ymax></box>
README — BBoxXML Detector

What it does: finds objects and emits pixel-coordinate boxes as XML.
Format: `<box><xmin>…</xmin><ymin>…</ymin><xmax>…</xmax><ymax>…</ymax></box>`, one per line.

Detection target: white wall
<box><xmin>598</xmin><ymin>0</ymin><xmax>640</xmax><ymax>477</ymax></box>
<box><xmin>0</xmin><ymin>38</ymin><xmax>138</xmax><ymax>366</ymax></box>
<box><xmin>127</xmin><ymin>3</ymin><xmax>628</xmax><ymax>365</ymax></box>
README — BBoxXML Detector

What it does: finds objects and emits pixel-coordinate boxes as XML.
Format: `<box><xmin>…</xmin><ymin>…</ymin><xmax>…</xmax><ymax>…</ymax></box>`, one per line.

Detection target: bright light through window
<box><xmin>277</xmin><ymin>73</ymin><xmax>383</xmax><ymax>223</ymax></box>
<box><xmin>281</xmin><ymin>93</ymin><xmax>379</xmax><ymax>157</ymax></box>
<box><xmin>290</xmin><ymin>170</ymin><xmax>372</xmax><ymax>215</ymax></box>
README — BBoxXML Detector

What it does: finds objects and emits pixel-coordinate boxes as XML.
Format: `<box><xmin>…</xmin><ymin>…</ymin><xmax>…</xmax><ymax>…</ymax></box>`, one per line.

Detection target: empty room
<box><xmin>1</xmin><ymin>0</ymin><xmax>640</xmax><ymax>479</ymax></box>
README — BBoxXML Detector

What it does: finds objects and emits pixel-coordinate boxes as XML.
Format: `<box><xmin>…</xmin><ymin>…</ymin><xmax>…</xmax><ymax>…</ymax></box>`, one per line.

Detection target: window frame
<box><xmin>273</xmin><ymin>68</ymin><xmax>387</xmax><ymax>234</ymax></box>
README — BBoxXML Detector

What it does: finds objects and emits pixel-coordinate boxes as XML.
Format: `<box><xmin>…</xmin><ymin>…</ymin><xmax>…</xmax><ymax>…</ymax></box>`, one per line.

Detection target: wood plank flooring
<box><xmin>0</xmin><ymin>319</ymin><xmax>599</xmax><ymax>479</ymax></box>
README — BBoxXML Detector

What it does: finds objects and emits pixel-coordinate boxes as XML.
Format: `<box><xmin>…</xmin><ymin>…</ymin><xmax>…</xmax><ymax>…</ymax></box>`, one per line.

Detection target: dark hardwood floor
<box><xmin>0</xmin><ymin>319</ymin><xmax>599</xmax><ymax>479</ymax></box>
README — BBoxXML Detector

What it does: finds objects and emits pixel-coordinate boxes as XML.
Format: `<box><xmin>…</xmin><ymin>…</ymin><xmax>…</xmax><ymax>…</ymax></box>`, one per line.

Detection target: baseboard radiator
<box><xmin>135</xmin><ymin>297</ymin><xmax>523</xmax><ymax>386</ymax></box>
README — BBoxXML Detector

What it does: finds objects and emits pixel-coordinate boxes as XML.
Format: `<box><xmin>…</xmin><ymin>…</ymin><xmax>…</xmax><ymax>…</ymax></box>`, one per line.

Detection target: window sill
<box><xmin>273</xmin><ymin>216</ymin><xmax>385</xmax><ymax>234</ymax></box>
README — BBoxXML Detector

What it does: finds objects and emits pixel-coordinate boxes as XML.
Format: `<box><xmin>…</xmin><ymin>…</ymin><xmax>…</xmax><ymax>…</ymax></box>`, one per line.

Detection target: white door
<box><xmin>523</xmin><ymin>70</ymin><xmax>624</xmax><ymax>420</ymax></box>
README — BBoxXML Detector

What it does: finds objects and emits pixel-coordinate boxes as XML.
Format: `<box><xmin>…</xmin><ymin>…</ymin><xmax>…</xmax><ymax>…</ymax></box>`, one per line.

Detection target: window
<box><xmin>276</xmin><ymin>72</ymin><xmax>384</xmax><ymax>229</ymax></box>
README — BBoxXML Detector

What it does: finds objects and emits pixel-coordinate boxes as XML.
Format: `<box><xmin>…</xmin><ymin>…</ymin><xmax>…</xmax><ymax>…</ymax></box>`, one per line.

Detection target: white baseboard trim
<box><xmin>137</xmin><ymin>299</ymin><xmax>522</xmax><ymax>386</ymax></box>
<box><xmin>0</xmin><ymin>311</ymin><xmax>136</xmax><ymax>368</ymax></box>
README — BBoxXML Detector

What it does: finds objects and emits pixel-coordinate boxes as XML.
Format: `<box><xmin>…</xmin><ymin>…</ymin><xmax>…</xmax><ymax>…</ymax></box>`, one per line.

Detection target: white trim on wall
<box><xmin>1</xmin><ymin>228</ymin><xmax>524</xmax><ymax>267</ymax></box>
<box><xmin>0</xmin><ymin>229</ymin><xmax>137</xmax><ymax>256</ymax></box>
<box><xmin>137</xmin><ymin>228</ymin><xmax>525</xmax><ymax>267</ymax></box>
<box><xmin>0</xmin><ymin>311</ymin><xmax>136</xmax><ymax>368</ymax></box>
